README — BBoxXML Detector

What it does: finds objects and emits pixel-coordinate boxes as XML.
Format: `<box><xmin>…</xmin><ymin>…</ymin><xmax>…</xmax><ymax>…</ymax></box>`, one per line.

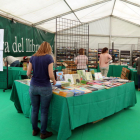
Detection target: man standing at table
<box><xmin>4</xmin><ymin>56</ymin><xmax>20</xmax><ymax>67</ymax></box>
<box><xmin>136</xmin><ymin>57</ymin><xmax>140</xmax><ymax>91</ymax></box>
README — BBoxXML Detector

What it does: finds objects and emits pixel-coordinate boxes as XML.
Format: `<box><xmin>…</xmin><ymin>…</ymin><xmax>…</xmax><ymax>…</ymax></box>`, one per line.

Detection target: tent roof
<box><xmin>0</xmin><ymin>0</ymin><xmax>140</xmax><ymax>33</ymax></box>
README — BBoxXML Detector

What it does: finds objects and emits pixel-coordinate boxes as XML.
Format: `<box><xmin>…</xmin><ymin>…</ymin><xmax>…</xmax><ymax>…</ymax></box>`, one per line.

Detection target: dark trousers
<box><xmin>138</xmin><ymin>75</ymin><xmax>140</xmax><ymax>89</ymax></box>
<box><xmin>29</xmin><ymin>85</ymin><xmax>52</xmax><ymax>134</ymax></box>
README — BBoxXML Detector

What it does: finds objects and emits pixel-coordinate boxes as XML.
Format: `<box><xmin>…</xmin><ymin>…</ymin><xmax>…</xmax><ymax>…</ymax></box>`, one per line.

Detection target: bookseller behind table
<box><xmin>4</xmin><ymin>56</ymin><xmax>20</xmax><ymax>67</ymax></box>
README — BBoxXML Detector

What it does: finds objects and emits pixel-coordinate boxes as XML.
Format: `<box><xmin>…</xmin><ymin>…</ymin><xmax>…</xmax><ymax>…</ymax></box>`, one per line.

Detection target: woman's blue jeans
<box><xmin>29</xmin><ymin>85</ymin><xmax>52</xmax><ymax>134</ymax></box>
<box><xmin>10</xmin><ymin>60</ymin><xmax>20</xmax><ymax>67</ymax></box>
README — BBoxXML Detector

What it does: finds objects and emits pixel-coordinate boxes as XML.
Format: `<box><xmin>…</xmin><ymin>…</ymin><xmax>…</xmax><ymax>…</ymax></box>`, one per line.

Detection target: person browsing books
<box><xmin>136</xmin><ymin>57</ymin><xmax>140</xmax><ymax>91</ymax></box>
<box><xmin>27</xmin><ymin>42</ymin><xmax>56</xmax><ymax>139</ymax></box>
<box><xmin>133</xmin><ymin>57</ymin><xmax>139</xmax><ymax>68</ymax></box>
<box><xmin>75</xmin><ymin>48</ymin><xmax>88</xmax><ymax>70</ymax></box>
<box><xmin>99</xmin><ymin>47</ymin><xmax>112</xmax><ymax>77</ymax></box>
<box><xmin>4</xmin><ymin>56</ymin><xmax>20</xmax><ymax>67</ymax></box>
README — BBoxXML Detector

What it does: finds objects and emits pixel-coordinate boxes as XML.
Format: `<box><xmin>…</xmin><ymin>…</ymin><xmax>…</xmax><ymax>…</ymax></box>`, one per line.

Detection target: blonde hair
<box><xmin>33</xmin><ymin>42</ymin><xmax>52</xmax><ymax>56</ymax></box>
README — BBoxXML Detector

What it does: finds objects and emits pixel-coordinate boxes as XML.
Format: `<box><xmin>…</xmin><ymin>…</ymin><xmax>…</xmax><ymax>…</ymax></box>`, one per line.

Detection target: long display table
<box><xmin>10</xmin><ymin>81</ymin><xmax>136</xmax><ymax>140</ymax></box>
<box><xmin>0</xmin><ymin>67</ymin><xmax>27</xmax><ymax>89</ymax></box>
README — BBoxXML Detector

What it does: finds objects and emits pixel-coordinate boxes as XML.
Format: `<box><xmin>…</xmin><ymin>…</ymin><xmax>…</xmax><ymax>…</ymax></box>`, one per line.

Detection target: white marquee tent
<box><xmin>0</xmin><ymin>0</ymin><xmax>140</xmax><ymax>50</ymax></box>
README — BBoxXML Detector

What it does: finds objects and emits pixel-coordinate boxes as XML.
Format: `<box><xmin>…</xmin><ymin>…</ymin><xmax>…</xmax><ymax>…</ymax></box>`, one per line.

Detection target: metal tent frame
<box><xmin>0</xmin><ymin>0</ymin><xmax>140</xmax><ymax>46</ymax></box>
<box><xmin>0</xmin><ymin>0</ymin><xmax>139</xmax><ymax>32</ymax></box>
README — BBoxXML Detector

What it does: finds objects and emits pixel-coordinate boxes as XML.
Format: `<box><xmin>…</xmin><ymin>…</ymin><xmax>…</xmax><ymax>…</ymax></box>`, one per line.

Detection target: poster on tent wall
<box><xmin>0</xmin><ymin>16</ymin><xmax>55</xmax><ymax>57</ymax></box>
<box><xmin>0</xmin><ymin>29</ymin><xmax>4</xmax><ymax>71</ymax></box>
<box><xmin>0</xmin><ymin>51</ymin><xmax>3</xmax><ymax>71</ymax></box>
<box><xmin>0</xmin><ymin>29</ymin><xmax>4</xmax><ymax>50</ymax></box>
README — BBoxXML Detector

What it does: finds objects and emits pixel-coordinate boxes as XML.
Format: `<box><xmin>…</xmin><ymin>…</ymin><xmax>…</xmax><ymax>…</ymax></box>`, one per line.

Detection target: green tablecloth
<box><xmin>0</xmin><ymin>65</ymin><xmax>64</xmax><ymax>89</ymax></box>
<box><xmin>88</xmin><ymin>68</ymin><xmax>97</xmax><ymax>73</ymax></box>
<box><xmin>128</xmin><ymin>68</ymin><xmax>138</xmax><ymax>86</ymax></box>
<box><xmin>53</xmin><ymin>66</ymin><xmax>66</xmax><ymax>71</ymax></box>
<box><xmin>97</xmin><ymin>64</ymin><xmax>128</xmax><ymax>77</ymax></box>
<box><xmin>10</xmin><ymin>81</ymin><xmax>136</xmax><ymax>140</ymax></box>
<box><xmin>0</xmin><ymin>67</ymin><xmax>27</xmax><ymax>89</ymax></box>
<box><xmin>133</xmin><ymin>63</ymin><xmax>136</xmax><ymax>68</ymax></box>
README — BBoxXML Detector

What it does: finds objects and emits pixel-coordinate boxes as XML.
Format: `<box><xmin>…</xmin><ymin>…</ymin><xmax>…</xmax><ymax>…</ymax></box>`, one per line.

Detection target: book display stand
<box><xmin>56</xmin><ymin>17</ymin><xmax>89</xmax><ymax>73</ymax></box>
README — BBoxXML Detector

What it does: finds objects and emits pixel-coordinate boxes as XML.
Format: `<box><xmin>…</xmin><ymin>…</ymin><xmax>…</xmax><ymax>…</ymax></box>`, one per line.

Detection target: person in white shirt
<box><xmin>4</xmin><ymin>56</ymin><xmax>20</xmax><ymax>67</ymax></box>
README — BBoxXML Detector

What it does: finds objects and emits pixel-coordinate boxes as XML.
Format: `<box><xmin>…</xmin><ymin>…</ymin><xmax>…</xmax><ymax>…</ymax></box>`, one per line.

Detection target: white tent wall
<box><xmin>89</xmin><ymin>16</ymin><xmax>110</xmax><ymax>49</ymax></box>
<box><xmin>88</xmin><ymin>16</ymin><xmax>140</xmax><ymax>51</ymax></box>
<box><xmin>111</xmin><ymin>17</ymin><xmax>140</xmax><ymax>36</ymax></box>
<box><xmin>89</xmin><ymin>17</ymin><xmax>110</xmax><ymax>35</ymax></box>
<box><xmin>89</xmin><ymin>36</ymin><xmax>109</xmax><ymax>49</ymax></box>
<box><xmin>111</xmin><ymin>37</ymin><xmax>138</xmax><ymax>50</ymax></box>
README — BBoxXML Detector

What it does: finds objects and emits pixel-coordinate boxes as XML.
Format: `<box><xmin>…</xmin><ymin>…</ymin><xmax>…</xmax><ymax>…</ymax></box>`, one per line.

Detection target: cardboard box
<box><xmin>121</xmin><ymin>67</ymin><xmax>130</xmax><ymax>79</ymax></box>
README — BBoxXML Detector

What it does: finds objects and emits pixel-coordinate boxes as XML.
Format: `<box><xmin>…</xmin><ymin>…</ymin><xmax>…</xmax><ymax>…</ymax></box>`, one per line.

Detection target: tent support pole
<box><xmin>109</xmin><ymin>16</ymin><xmax>112</xmax><ymax>49</ymax></box>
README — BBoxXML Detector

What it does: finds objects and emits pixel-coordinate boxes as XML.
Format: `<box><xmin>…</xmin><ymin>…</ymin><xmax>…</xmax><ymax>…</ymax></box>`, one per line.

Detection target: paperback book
<box><xmin>90</xmin><ymin>85</ymin><xmax>105</xmax><ymax>90</ymax></box>
<box><xmin>72</xmin><ymin>74</ymin><xmax>80</xmax><ymax>84</ymax></box>
<box><xmin>53</xmin><ymin>88</ymin><xmax>74</xmax><ymax>97</ymax></box>
<box><xmin>86</xmin><ymin>81</ymin><xmax>94</xmax><ymax>85</ymax></box>
<box><xmin>85</xmin><ymin>72</ymin><xmax>93</xmax><ymax>81</ymax></box>
<box><xmin>86</xmin><ymin>87</ymin><xmax>98</xmax><ymax>91</ymax></box>
<box><xmin>59</xmin><ymin>90</ymin><xmax>74</xmax><ymax>97</ymax></box>
<box><xmin>95</xmin><ymin>72</ymin><xmax>103</xmax><ymax>80</ymax></box>
<box><xmin>63</xmin><ymin>86</ymin><xmax>76</xmax><ymax>90</ymax></box>
<box><xmin>52</xmin><ymin>89</ymin><xmax>60</xmax><ymax>95</ymax></box>
<box><xmin>54</xmin><ymin>81</ymin><xmax>62</xmax><ymax>88</ymax></box>
<box><xmin>77</xmin><ymin>70</ymin><xmax>87</xmax><ymax>81</ymax></box>
<box><xmin>70</xmin><ymin>89</ymin><xmax>85</xmax><ymax>96</ymax></box>
<box><xmin>75</xmin><ymin>87</ymin><xmax>92</xmax><ymax>94</ymax></box>
<box><xmin>56</xmin><ymin>72</ymin><xmax>64</xmax><ymax>81</ymax></box>
<box><xmin>117</xmin><ymin>79</ymin><xmax>129</xmax><ymax>83</ymax></box>
<box><xmin>93</xmin><ymin>83</ymin><xmax>102</xmax><ymax>85</ymax></box>
<box><xmin>64</xmin><ymin>74</ymin><xmax>74</xmax><ymax>84</ymax></box>
<box><xmin>113</xmin><ymin>82</ymin><xmax>123</xmax><ymax>86</ymax></box>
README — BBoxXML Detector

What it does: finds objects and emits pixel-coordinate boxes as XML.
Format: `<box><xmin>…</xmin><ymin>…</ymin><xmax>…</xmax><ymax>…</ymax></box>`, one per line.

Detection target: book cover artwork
<box><xmin>56</xmin><ymin>72</ymin><xmax>64</xmax><ymax>81</ymax></box>
<box><xmin>95</xmin><ymin>72</ymin><xmax>103</xmax><ymax>80</ymax></box>
<box><xmin>75</xmin><ymin>87</ymin><xmax>92</xmax><ymax>94</ymax></box>
<box><xmin>85</xmin><ymin>72</ymin><xmax>93</xmax><ymax>81</ymax></box>
<box><xmin>64</xmin><ymin>74</ymin><xmax>74</xmax><ymax>84</ymax></box>
<box><xmin>77</xmin><ymin>70</ymin><xmax>87</xmax><ymax>81</ymax></box>
<box><xmin>72</xmin><ymin>74</ymin><xmax>80</xmax><ymax>84</ymax></box>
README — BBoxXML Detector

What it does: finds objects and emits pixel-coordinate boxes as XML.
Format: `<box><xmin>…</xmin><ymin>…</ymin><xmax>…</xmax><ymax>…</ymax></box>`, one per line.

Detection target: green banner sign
<box><xmin>0</xmin><ymin>16</ymin><xmax>55</xmax><ymax>57</ymax></box>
